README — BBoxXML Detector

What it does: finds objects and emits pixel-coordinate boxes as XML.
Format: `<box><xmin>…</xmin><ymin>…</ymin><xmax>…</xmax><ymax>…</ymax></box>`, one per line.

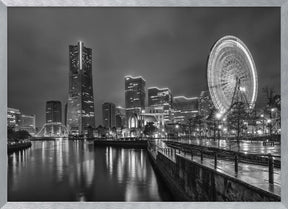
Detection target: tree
<box><xmin>227</xmin><ymin>102</ymin><xmax>249</xmax><ymax>144</ymax></box>
<box><xmin>187</xmin><ymin>115</ymin><xmax>204</xmax><ymax>139</ymax></box>
<box><xmin>8</xmin><ymin>126</ymin><xmax>16</xmax><ymax>141</ymax></box>
<box><xmin>263</xmin><ymin>87</ymin><xmax>275</xmax><ymax>108</ymax></box>
<box><xmin>263</xmin><ymin>87</ymin><xmax>281</xmax><ymax>135</ymax></box>
<box><xmin>143</xmin><ymin>122</ymin><xmax>158</xmax><ymax>136</ymax></box>
<box><xmin>206</xmin><ymin>106</ymin><xmax>218</xmax><ymax>140</ymax></box>
<box><xmin>14</xmin><ymin>130</ymin><xmax>31</xmax><ymax>141</ymax></box>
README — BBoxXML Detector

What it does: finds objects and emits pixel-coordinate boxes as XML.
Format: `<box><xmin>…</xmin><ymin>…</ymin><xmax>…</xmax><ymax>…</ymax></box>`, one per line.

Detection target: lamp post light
<box><xmin>260</xmin><ymin>114</ymin><xmax>265</xmax><ymax>135</ymax></box>
<box><xmin>215</xmin><ymin>112</ymin><xmax>223</xmax><ymax>141</ymax></box>
<box><xmin>267</xmin><ymin>119</ymin><xmax>272</xmax><ymax>135</ymax></box>
<box><xmin>175</xmin><ymin>124</ymin><xmax>180</xmax><ymax>139</ymax></box>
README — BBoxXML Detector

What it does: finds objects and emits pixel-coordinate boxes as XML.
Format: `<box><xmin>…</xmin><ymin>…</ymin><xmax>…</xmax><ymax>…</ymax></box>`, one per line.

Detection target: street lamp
<box><xmin>216</xmin><ymin>112</ymin><xmax>222</xmax><ymax>120</ymax></box>
<box><xmin>267</xmin><ymin>119</ymin><xmax>272</xmax><ymax>135</ymax></box>
<box><xmin>215</xmin><ymin>112</ymin><xmax>222</xmax><ymax>141</ymax></box>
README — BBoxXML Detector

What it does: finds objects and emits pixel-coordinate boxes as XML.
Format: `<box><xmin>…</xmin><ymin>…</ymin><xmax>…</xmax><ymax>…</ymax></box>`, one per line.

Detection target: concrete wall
<box><xmin>151</xmin><ymin>152</ymin><xmax>280</xmax><ymax>201</ymax></box>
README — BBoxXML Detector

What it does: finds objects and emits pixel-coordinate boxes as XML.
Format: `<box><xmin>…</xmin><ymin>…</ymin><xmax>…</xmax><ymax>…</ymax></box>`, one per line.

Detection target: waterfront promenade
<box><xmin>149</xmin><ymin>138</ymin><xmax>280</xmax><ymax>199</ymax></box>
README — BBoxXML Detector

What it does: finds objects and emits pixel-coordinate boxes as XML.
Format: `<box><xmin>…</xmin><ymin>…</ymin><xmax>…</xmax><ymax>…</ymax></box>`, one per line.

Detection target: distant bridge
<box><xmin>36</xmin><ymin>122</ymin><xmax>68</xmax><ymax>138</ymax></box>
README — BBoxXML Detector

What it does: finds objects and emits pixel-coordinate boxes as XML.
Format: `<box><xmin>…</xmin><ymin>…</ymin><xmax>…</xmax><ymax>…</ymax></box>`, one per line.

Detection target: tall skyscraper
<box><xmin>102</xmin><ymin>102</ymin><xmax>116</xmax><ymax>128</ymax></box>
<box><xmin>125</xmin><ymin>75</ymin><xmax>146</xmax><ymax>110</ymax></box>
<box><xmin>125</xmin><ymin>75</ymin><xmax>146</xmax><ymax>125</ymax></box>
<box><xmin>67</xmin><ymin>41</ymin><xmax>95</xmax><ymax>135</ymax></box>
<box><xmin>46</xmin><ymin>101</ymin><xmax>62</xmax><ymax>123</ymax></box>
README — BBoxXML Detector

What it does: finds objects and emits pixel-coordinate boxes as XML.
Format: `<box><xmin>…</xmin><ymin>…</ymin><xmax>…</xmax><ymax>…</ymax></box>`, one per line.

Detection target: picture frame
<box><xmin>0</xmin><ymin>0</ymin><xmax>287</xmax><ymax>209</ymax></box>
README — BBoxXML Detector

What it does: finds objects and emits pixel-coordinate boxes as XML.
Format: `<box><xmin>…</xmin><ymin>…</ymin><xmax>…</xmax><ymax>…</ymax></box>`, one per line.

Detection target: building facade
<box><xmin>148</xmin><ymin>87</ymin><xmax>172</xmax><ymax>108</ymax></box>
<box><xmin>67</xmin><ymin>41</ymin><xmax>95</xmax><ymax>135</ymax></box>
<box><xmin>8</xmin><ymin>107</ymin><xmax>36</xmax><ymax>134</ymax></box>
<box><xmin>125</xmin><ymin>75</ymin><xmax>146</xmax><ymax>110</ymax></box>
<box><xmin>148</xmin><ymin>87</ymin><xmax>173</xmax><ymax>123</ymax></box>
<box><xmin>18</xmin><ymin>114</ymin><xmax>36</xmax><ymax>134</ymax></box>
<box><xmin>125</xmin><ymin>75</ymin><xmax>146</xmax><ymax>127</ymax></box>
<box><xmin>7</xmin><ymin>108</ymin><xmax>21</xmax><ymax>129</ymax></box>
<box><xmin>173</xmin><ymin>96</ymin><xmax>199</xmax><ymax>123</ymax></box>
<box><xmin>102</xmin><ymin>102</ymin><xmax>116</xmax><ymax>129</ymax></box>
<box><xmin>46</xmin><ymin>101</ymin><xmax>62</xmax><ymax>123</ymax></box>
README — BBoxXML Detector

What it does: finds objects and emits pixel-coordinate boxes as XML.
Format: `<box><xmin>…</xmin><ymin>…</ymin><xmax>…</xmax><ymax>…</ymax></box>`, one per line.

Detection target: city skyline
<box><xmin>8</xmin><ymin>7</ymin><xmax>280</xmax><ymax>127</ymax></box>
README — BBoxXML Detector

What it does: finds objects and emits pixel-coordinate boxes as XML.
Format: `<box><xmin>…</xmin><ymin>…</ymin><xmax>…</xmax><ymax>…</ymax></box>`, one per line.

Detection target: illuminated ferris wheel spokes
<box><xmin>207</xmin><ymin>35</ymin><xmax>258</xmax><ymax>114</ymax></box>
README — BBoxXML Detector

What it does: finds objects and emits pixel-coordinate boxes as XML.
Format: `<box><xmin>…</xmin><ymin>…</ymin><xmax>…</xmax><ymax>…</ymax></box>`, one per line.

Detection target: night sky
<box><xmin>8</xmin><ymin>7</ymin><xmax>280</xmax><ymax>128</ymax></box>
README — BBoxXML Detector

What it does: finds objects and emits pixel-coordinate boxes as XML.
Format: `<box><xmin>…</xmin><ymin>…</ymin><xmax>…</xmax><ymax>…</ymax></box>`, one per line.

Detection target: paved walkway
<box><xmin>174</xmin><ymin>138</ymin><xmax>280</xmax><ymax>156</ymax></box>
<box><xmin>155</xmin><ymin>140</ymin><xmax>280</xmax><ymax>197</ymax></box>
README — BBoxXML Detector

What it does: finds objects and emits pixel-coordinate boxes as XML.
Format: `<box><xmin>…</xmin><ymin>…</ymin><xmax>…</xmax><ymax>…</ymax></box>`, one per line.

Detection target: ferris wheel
<box><xmin>207</xmin><ymin>35</ymin><xmax>258</xmax><ymax>114</ymax></box>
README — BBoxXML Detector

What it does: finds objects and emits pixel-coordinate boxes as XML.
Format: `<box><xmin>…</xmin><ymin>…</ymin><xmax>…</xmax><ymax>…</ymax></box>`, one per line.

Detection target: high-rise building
<box><xmin>125</xmin><ymin>75</ymin><xmax>146</xmax><ymax>110</ymax></box>
<box><xmin>173</xmin><ymin>96</ymin><xmax>199</xmax><ymax>123</ymax></box>
<box><xmin>125</xmin><ymin>75</ymin><xmax>146</xmax><ymax>127</ymax></box>
<box><xmin>148</xmin><ymin>87</ymin><xmax>172</xmax><ymax>108</ymax></box>
<box><xmin>148</xmin><ymin>87</ymin><xmax>173</xmax><ymax>124</ymax></box>
<box><xmin>46</xmin><ymin>101</ymin><xmax>62</xmax><ymax>123</ymax></box>
<box><xmin>102</xmin><ymin>102</ymin><xmax>116</xmax><ymax>128</ymax></box>
<box><xmin>67</xmin><ymin>41</ymin><xmax>95</xmax><ymax>135</ymax></box>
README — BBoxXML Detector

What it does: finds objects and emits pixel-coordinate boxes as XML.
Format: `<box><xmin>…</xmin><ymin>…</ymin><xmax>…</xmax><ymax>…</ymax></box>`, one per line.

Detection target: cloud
<box><xmin>8</xmin><ymin>7</ymin><xmax>280</xmax><ymax>127</ymax></box>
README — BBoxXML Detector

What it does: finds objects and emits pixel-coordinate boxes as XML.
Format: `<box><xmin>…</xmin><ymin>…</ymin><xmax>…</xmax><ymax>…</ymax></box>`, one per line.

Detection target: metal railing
<box><xmin>148</xmin><ymin>140</ymin><xmax>280</xmax><ymax>185</ymax></box>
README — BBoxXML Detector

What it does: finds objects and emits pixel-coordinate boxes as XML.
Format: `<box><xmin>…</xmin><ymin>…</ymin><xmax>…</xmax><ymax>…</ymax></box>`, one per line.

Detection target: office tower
<box><xmin>67</xmin><ymin>41</ymin><xmax>95</xmax><ymax>135</ymax></box>
<box><xmin>46</xmin><ymin>101</ymin><xmax>62</xmax><ymax>123</ymax></box>
<box><xmin>148</xmin><ymin>87</ymin><xmax>172</xmax><ymax>108</ymax></box>
<box><xmin>125</xmin><ymin>75</ymin><xmax>146</xmax><ymax>110</ymax></box>
<box><xmin>102</xmin><ymin>102</ymin><xmax>116</xmax><ymax>128</ymax></box>
<box><xmin>173</xmin><ymin>96</ymin><xmax>199</xmax><ymax>123</ymax></box>
<box><xmin>125</xmin><ymin>76</ymin><xmax>146</xmax><ymax>127</ymax></box>
<box><xmin>147</xmin><ymin>87</ymin><xmax>173</xmax><ymax>124</ymax></box>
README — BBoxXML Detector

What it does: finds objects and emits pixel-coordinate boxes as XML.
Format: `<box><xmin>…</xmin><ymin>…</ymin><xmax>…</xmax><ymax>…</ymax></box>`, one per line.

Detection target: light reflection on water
<box><xmin>8</xmin><ymin>139</ymin><xmax>172</xmax><ymax>201</ymax></box>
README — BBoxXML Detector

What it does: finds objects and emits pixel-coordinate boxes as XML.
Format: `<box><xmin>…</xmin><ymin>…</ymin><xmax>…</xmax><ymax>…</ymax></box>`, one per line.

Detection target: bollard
<box><xmin>234</xmin><ymin>154</ymin><xmax>238</xmax><ymax>174</ymax></box>
<box><xmin>200</xmin><ymin>151</ymin><xmax>203</xmax><ymax>163</ymax></box>
<box><xmin>214</xmin><ymin>152</ymin><xmax>217</xmax><ymax>169</ymax></box>
<box><xmin>268</xmin><ymin>154</ymin><xmax>274</xmax><ymax>184</ymax></box>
